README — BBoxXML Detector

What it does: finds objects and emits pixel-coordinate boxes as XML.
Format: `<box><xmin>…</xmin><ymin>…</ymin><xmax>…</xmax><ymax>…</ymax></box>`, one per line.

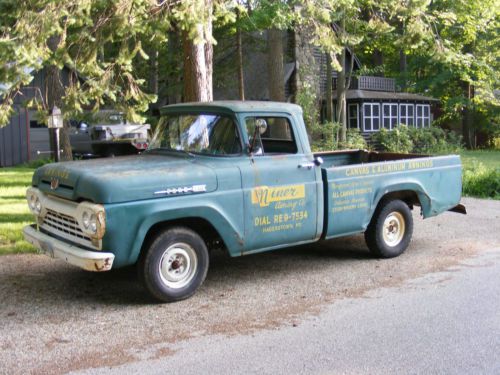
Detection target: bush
<box><xmin>490</xmin><ymin>137</ymin><xmax>500</xmax><ymax>150</ymax></box>
<box><xmin>372</xmin><ymin>126</ymin><xmax>413</xmax><ymax>153</ymax></box>
<box><xmin>22</xmin><ymin>158</ymin><xmax>53</xmax><ymax>168</ymax></box>
<box><xmin>341</xmin><ymin>128</ymin><xmax>368</xmax><ymax>150</ymax></box>
<box><xmin>407</xmin><ymin>127</ymin><xmax>463</xmax><ymax>154</ymax></box>
<box><xmin>310</xmin><ymin>124</ymin><xmax>368</xmax><ymax>152</ymax></box>
<box><xmin>373</xmin><ymin>125</ymin><xmax>463</xmax><ymax>155</ymax></box>
<box><xmin>462</xmin><ymin>161</ymin><xmax>500</xmax><ymax>199</ymax></box>
<box><xmin>310</xmin><ymin>121</ymin><xmax>340</xmax><ymax>152</ymax></box>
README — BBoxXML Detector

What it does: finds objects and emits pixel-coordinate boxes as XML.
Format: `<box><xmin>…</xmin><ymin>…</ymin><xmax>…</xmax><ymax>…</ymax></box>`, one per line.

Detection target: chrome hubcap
<box><xmin>382</xmin><ymin>212</ymin><xmax>405</xmax><ymax>247</ymax></box>
<box><xmin>159</xmin><ymin>243</ymin><xmax>198</xmax><ymax>289</ymax></box>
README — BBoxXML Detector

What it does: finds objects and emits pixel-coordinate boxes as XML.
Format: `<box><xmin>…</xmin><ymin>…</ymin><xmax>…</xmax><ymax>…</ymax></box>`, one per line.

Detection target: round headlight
<box><xmin>89</xmin><ymin>214</ymin><xmax>97</xmax><ymax>234</ymax></box>
<box><xmin>28</xmin><ymin>195</ymin><xmax>36</xmax><ymax>210</ymax></box>
<box><xmin>34</xmin><ymin>198</ymin><xmax>41</xmax><ymax>214</ymax></box>
<box><xmin>82</xmin><ymin>211</ymin><xmax>90</xmax><ymax>229</ymax></box>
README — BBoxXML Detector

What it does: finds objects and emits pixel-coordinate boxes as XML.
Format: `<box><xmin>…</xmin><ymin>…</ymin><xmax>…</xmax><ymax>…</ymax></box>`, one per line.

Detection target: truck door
<box><xmin>239</xmin><ymin>115</ymin><xmax>321</xmax><ymax>253</ymax></box>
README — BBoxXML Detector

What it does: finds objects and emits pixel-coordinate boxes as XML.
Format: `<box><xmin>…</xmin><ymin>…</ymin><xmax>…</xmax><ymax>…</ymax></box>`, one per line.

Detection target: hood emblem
<box><xmin>50</xmin><ymin>178</ymin><xmax>59</xmax><ymax>190</ymax></box>
<box><xmin>154</xmin><ymin>184</ymin><xmax>207</xmax><ymax>196</ymax></box>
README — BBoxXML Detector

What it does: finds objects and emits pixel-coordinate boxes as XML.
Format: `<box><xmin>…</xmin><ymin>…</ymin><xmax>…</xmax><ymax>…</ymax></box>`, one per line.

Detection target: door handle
<box><xmin>298</xmin><ymin>162</ymin><xmax>315</xmax><ymax>169</ymax></box>
<box><xmin>298</xmin><ymin>157</ymin><xmax>323</xmax><ymax>170</ymax></box>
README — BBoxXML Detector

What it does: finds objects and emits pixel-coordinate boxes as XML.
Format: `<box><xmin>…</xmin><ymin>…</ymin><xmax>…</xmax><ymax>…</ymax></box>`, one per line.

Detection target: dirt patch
<box><xmin>0</xmin><ymin>198</ymin><xmax>498</xmax><ymax>374</ymax></box>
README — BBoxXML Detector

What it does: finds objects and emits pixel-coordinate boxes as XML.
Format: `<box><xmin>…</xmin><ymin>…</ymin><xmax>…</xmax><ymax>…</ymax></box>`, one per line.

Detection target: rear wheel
<box><xmin>139</xmin><ymin>227</ymin><xmax>209</xmax><ymax>302</ymax></box>
<box><xmin>365</xmin><ymin>199</ymin><xmax>413</xmax><ymax>258</ymax></box>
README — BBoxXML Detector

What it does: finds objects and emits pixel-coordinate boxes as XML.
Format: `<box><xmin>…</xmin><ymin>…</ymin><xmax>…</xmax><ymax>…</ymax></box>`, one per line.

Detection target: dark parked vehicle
<box><xmin>70</xmin><ymin>113</ymin><xmax>150</xmax><ymax>157</ymax></box>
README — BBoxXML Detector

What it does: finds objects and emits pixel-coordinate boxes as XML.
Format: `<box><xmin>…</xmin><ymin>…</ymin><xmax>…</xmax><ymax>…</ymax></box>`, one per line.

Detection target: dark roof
<box><xmin>334</xmin><ymin>89</ymin><xmax>439</xmax><ymax>102</ymax></box>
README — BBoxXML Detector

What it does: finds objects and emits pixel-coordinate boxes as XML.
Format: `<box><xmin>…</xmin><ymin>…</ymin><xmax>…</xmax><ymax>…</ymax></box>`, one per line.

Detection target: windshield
<box><xmin>150</xmin><ymin>113</ymin><xmax>242</xmax><ymax>155</ymax></box>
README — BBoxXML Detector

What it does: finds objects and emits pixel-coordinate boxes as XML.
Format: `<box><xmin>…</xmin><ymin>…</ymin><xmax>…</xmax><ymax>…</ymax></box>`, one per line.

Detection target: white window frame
<box><xmin>348</xmin><ymin>103</ymin><xmax>359</xmax><ymax>129</ymax></box>
<box><xmin>382</xmin><ymin>103</ymin><xmax>398</xmax><ymax>130</ymax></box>
<box><xmin>363</xmin><ymin>103</ymin><xmax>380</xmax><ymax>132</ymax></box>
<box><xmin>399</xmin><ymin>104</ymin><xmax>414</xmax><ymax>126</ymax></box>
<box><xmin>416</xmin><ymin>104</ymin><xmax>431</xmax><ymax>128</ymax></box>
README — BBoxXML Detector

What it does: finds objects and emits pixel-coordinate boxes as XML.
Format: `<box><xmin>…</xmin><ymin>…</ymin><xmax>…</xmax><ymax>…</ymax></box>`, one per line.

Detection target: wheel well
<box><xmin>377</xmin><ymin>190</ymin><xmax>421</xmax><ymax>210</ymax></box>
<box><xmin>140</xmin><ymin>218</ymin><xmax>227</xmax><ymax>257</ymax></box>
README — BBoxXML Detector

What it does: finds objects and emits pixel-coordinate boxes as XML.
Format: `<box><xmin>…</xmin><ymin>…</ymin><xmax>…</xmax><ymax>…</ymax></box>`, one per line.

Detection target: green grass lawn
<box><xmin>460</xmin><ymin>150</ymin><xmax>500</xmax><ymax>170</ymax></box>
<box><xmin>460</xmin><ymin>150</ymin><xmax>500</xmax><ymax>200</ymax></box>
<box><xmin>0</xmin><ymin>167</ymin><xmax>36</xmax><ymax>255</ymax></box>
<box><xmin>0</xmin><ymin>150</ymin><xmax>498</xmax><ymax>255</ymax></box>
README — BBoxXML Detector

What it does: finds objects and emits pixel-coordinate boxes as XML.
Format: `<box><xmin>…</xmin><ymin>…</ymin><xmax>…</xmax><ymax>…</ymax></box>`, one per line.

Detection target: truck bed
<box><xmin>315</xmin><ymin>150</ymin><xmax>462</xmax><ymax>240</ymax></box>
<box><xmin>315</xmin><ymin>149</ymin><xmax>429</xmax><ymax>168</ymax></box>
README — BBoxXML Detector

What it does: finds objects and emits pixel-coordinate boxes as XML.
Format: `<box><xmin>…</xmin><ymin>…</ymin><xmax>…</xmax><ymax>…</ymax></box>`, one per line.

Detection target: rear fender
<box><xmin>365</xmin><ymin>181</ymin><xmax>432</xmax><ymax>229</ymax></box>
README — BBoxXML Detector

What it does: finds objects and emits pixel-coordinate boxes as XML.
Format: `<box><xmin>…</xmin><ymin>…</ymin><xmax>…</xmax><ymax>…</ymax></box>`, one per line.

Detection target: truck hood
<box><xmin>33</xmin><ymin>154</ymin><xmax>217</xmax><ymax>204</ymax></box>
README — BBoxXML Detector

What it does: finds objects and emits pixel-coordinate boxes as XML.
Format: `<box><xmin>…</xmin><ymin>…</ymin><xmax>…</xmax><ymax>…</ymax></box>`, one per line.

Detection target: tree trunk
<box><xmin>46</xmin><ymin>36</ymin><xmax>72</xmax><ymax>161</ymax></box>
<box><xmin>182</xmin><ymin>0</ymin><xmax>213</xmax><ymax>102</ymax></box>
<box><xmin>373</xmin><ymin>49</ymin><xmax>384</xmax><ymax>73</ymax></box>
<box><xmin>336</xmin><ymin>47</ymin><xmax>347</xmax><ymax>143</ymax></box>
<box><xmin>167</xmin><ymin>32</ymin><xmax>182</xmax><ymax>105</ymax></box>
<box><xmin>267</xmin><ymin>28</ymin><xmax>285</xmax><ymax>102</ymax></box>
<box><xmin>399</xmin><ymin>50</ymin><xmax>407</xmax><ymax>90</ymax></box>
<box><xmin>462</xmin><ymin>82</ymin><xmax>475</xmax><ymax>148</ymax></box>
<box><xmin>267</xmin><ymin>28</ymin><xmax>289</xmax><ymax>138</ymax></box>
<box><xmin>149</xmin><ymin>49</ymin><xmax>159</xmax><ymax>96</ymax></box>
<box><xmin>236</xmin><ymin>22</ymin><xmax>245</xmax><ymax>100</ymax></box>
<box><xmin>325</xmin><ymin>54</ymin><xmax>333</xmax><ymax>122</ymax></box>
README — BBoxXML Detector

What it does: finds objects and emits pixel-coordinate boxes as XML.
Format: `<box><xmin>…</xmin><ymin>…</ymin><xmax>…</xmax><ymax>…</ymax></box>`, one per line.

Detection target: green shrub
<box><xmin>340</xmin><ymin>128</ymin><xmax>368</xmax><ymax>150</ymax></box>
<box><xmin>310</xmin><ymin>121</ymin><xmax>340</xmax><ymax>152</ymax></box>
<box><xmin>490</xmin><ymin>137</ymin><xmax>500</xmax><ymax>150</ymax></box>
<box><xmin>310</xmin><ymin>124</ymin><xmax>368</xmax><ymax>152</ymax></box>
<box><xmin>22</xmin><ymin>158</ymin><xmax>53</xmax><ymax>168</ymax></box>
<box><xmin>373</xmin><ymin>125</ymin><xmax>463</xmax><ymax>155</ymax></box>
<box><xmin>372</xmin><ymin>126</ymin><xmax>413</xmax><ymax>153</ymax></box>
<box><xmin>407</xmin><ymin>127</ymin><xmax>463</xmax><ymax>154</ymax></box>
<box><xmin>462</xmin><ymin>161</ymin><xmax>500</xmax><ymax>199</ymax></box>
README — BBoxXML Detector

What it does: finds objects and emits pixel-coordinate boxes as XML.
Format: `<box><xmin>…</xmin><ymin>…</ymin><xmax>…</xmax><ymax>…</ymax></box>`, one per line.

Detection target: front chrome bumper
<box><xmin>23</xmin><ymin>225</ymin><xmax>114</xmax><ymax>272</ymax></box>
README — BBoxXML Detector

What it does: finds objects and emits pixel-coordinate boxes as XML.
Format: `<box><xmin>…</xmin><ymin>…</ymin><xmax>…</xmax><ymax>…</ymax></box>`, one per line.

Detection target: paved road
<box><xmin>1</xmin><ymin>197</ymin><xmax>499</xmax><ymax>374</ymax></box>
<box><xmin>74</xmin><ymin>247</ymin><xmax>500</xmax><ymax>375</ymax></box>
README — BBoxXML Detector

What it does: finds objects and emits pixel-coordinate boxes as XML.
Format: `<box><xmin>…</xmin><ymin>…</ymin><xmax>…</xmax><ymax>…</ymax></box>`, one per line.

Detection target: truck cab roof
<box><xmin>160</xmin><ymin>101</ymin><xmax>303</xmax><ymax>116</ymax></box>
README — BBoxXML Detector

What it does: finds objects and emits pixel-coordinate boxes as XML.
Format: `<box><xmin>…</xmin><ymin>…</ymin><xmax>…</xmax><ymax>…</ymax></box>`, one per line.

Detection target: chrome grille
<box><xmin>41</xmin><ymin>209</ymin><xmax>94</xmax><ymax>248</ymax></box>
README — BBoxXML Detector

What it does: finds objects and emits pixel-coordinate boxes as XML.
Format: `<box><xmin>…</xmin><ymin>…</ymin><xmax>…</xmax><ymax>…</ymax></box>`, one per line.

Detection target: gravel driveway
<box><xmin>1</xmin><ymin>197</ymin><xmax>499</xmax><ymax>375</ymax></box>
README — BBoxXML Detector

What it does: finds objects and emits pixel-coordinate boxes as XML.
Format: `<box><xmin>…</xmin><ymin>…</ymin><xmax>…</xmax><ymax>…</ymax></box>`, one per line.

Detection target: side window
<box><xmin>245</xmin><ymin>116</ymin><xmax>297</xmax><ymax>155</ymax></box>
<box><xmin>208</xmin><ymin>116</ymin><xmax>242</xmax><ymax>154</ymax></box>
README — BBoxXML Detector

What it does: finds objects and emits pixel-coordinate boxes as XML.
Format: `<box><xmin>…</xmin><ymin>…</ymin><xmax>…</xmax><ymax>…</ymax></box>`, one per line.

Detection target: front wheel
<box><xmin>139</xmin><ymin>227</ymin><xmax>209</xmax><ymax>302</ymax></box>
<box><xmin>365</xmin><ymin>199</ymin><xmax>413</xmax><ymax>258</ymax></box>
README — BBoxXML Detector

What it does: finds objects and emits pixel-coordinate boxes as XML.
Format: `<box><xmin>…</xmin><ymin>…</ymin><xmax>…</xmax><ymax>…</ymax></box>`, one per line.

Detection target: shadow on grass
<box><xmin>0</xmin><ymin>195</ymin><xmax>26</xmax><ymax>201</ymax></box>
<box><xmin>0</xmin><ymin>180</ymin><xmax>31</xmax><ymax>188</ymax></box>
<box><xmin>0</xmin><ymin>213</ymin><xmax>33</xmax><ymax>224</ymax></box>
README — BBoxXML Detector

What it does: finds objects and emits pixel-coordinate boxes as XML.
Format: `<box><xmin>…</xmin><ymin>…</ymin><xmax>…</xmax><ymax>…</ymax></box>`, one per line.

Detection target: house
<box><xmin>330</xmin><ymin>76</ymin><xmax>438</xmax><ymax>142</ymax></box>
<box><xmin>214</xmin><ymin>27</ymin><xmax>439</xmax><ymax>143</ymax></box>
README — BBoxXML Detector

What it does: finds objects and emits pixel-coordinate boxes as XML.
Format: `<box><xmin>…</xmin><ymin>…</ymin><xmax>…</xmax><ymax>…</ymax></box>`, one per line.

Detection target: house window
<box><xmin>382</xmin><ymin>103</ymin><xmax>398</xmax><ymax>129</ymax></box>
<box><xmin>363</xmin><ymin>103</ymin><xmax>380</xmax><ymax>131</ymax></box>
<box><xmin>348</xmin><ymin>104</ymin><xmax>359</xmax><ymax>129</ymax></box>
<box><xmin>399</xmin><ymin>104</ymin><xmax>414</xmax><ymax>126</ymax></box>
<box><xmin>416</xmin><ymin>104</ymin><xmax>431</xmax><ymax>128</ymax></box>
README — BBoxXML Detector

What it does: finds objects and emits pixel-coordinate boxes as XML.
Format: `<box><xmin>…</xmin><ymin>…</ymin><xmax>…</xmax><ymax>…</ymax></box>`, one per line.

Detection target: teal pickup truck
<box><xmin>23</xmin><ymin>101</ymin><xmax>465</xmax><ymax>302</ymax></box>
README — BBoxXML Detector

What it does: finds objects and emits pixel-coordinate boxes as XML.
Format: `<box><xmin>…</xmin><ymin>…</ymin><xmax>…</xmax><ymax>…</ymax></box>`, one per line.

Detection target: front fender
<box><xmin>103</xmin><ymin>193</ymin><xmax>244</xmax><ymax>267</ymax></box>
<box><xmin>130</xmin><ymin>205</ymin><xmax>244</xmax><ymax>263</ymax></box>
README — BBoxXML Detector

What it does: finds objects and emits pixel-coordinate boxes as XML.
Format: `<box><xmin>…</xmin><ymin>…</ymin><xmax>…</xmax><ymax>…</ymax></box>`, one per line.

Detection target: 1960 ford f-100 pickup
<box><xmin>23</xmin><ymin>101</ymin><xmax>465</xmax><ymax>302</ymax></box>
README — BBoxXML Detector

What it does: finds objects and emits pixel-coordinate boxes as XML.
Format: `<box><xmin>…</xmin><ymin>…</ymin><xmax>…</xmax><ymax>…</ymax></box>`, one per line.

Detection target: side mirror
<box><xmin>255</xmin><ymin>118</ymin><xmax>267</xmax><ymax>135</ymax></box>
